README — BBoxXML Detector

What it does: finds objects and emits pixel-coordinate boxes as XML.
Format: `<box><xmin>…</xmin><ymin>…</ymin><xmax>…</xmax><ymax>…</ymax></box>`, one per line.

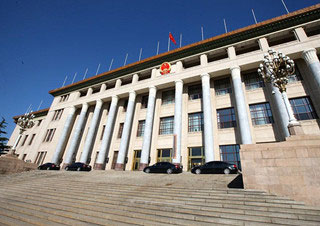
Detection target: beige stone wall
<box><xmin>240</xmin><ymin>135</ymin><xmax>320</xmax><ymax>206</ymax></box>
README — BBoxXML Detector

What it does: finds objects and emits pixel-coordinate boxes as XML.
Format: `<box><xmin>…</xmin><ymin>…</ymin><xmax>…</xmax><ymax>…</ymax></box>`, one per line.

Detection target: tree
<box><xmin>0</xmin><ymin>117</ymin><xmax>10</xmax><ymax>155</ymax></box>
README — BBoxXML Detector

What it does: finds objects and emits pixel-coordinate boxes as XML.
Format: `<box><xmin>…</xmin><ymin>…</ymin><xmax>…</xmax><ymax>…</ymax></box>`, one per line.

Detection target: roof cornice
<box><xmin>13</xmin><ymin>108</ymin><xmax>49</xmax><ymax>122</ymax></box>
<box><xmin>49</xmin><ymin>4</ymin><xmax>320</xmax><ymax>97</ymax></box>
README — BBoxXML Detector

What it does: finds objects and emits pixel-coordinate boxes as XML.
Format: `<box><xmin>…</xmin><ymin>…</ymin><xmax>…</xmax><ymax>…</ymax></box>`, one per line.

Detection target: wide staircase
<box><xmin>0</xmin><ymin>170</ymin><xmax>320</xmax><ymax>226</ymax></box>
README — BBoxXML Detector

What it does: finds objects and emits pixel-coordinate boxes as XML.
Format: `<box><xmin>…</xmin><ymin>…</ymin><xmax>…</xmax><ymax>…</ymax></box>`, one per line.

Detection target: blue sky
<box><xmin>1</xmin><ymin>0</ymin><xmax>319</xmax><ymax>137</ymax></box>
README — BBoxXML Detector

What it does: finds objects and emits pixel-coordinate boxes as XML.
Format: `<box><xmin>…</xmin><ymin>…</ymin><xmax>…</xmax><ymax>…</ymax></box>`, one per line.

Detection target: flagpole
<box><xmin>180</xmin><ymin>34</ymin><xmax>182</xmax><ymax>48</ymax></box>
<box><xmin>25</xmin><ymin>104</ymin><xmax>32</xmax><ymax>114</ymax></box>
<box><xmin>109</xmin><ymin>58</ymin><xmax>114</xmax><ymax>71</ymax></box>
<box><xmin>201</xmin><ymin>26</ymin><xmax>204</xmax><ymax>41</ymax></box>
<box><xmin>37</xmin><ymin>100</ymin><xmax>43</xmax><ymax>111</ymax></box>
<box><xmin>139</xmin><ymin>48</ymin><xmax>143</xmax><ymax>61</ymax></box>
<box><xmin>281</xmin><ymin>0</ymin><xmax>289</xmax><ymax>14</ymax></box>
<box><xmin>223</xmin><ymin>19</ymin><xmax>228</xmax><ymax>33</ymax></box>
<box><xmin>168</xmin><ymin>33</ymin><xmax>170</xmax><ymax>52</ymax></box>
<box><xmin>156</xmin><ymin>41</ymin><xmax>160</xmax><ymax>55</ymax></box>
<box><xmin>71</xmin><ymin>72</ymin><xmax>77</xmax><ymax>84</ymax></box>
<box><xmin>62</xmin><ymin>75</ymin><xmax>68</xmax><ymax>87</ymax></box>
<box><xmin>95</xmin><ymin>63</ymin><xmax>101</xmax><ymax>75</ymax></box>
<box><xmin>123</xmin><ymin>53</ymin><xmax>128</xmax><ymax>66</ymax></box>
<box><xmin>251</xmin><ymin>9</ymin><xmax>258</xmax><ymax>24</ymax></box>
<box><xmin>83</xmin><ymin>68</ymin><xmax>88</xmax><ymax>80</ymax></box>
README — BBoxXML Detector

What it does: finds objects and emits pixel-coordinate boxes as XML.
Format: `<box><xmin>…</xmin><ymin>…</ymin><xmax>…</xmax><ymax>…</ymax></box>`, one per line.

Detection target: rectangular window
<box><xmin>243</xmin><ymin>72</ymin><xmax>264</xmax><ymax>90</ymax></box>
<box><xmin>214</xmin><ymin>78</ymin><xmax>232</xmax><ymax>95</ymax></box>
<box><xmin>28</xmin><ymin>134</ymin><xmax>36</xmax><ymax>145</ymax></box>
<box><xmin>162</xmin><ymin>90</ymin><xmax>175</xmax><ymax>105</ymax></box>
<box><xmin>35</xmin><ymin>151</ymin><xmax>47</xmax><ymax>165</ymax></box>
<box><xmin>22</xmin><ymin>154</ymin><xmax>27</xmax><ymax>161</ymax></box>
<box><xmin>137</xmin><ymin>120</ymin><xmax>145</xmax><ymax>137</ymax></box>
<box><xmin>220</xmin><ymin>145</ymin><xmax>241</xmax><ymax>170</ymax></box>
<box><xmin>288</xmin><ymin>65</ymin><xmax>302</xmax><ymax>83</ymax></box>
<box><xmin>141</xmin><ymin>95</ymin><xmax>148</xmax><ymax>109</ymax></box>
<box><xmin>100</xmin><ymin>125</ymin><xmax>106</xmax><ymax>140</ymax></box>
<box><xmin>123</xmin><ymin>99</ymin><xmax>128</xmax><ymax>112</ymax></box>
<box><xmin>52</xmin><ymin>109</ymin><xmax>64</xmax><ymax>121</ymax></box>
<box><xmin>188</xmin><ymin>84</ymin><xmax>202</xmax><ymax>100</ymax></box>
<box><xmin>290</xmin><ymin>97</ymin><xmax>318</xmax><ymax>120</ymax></box>
<box><xmin>37</xmin><ymin>120</ymin><xmax>42</xmax><ymax>126</ymax></box>
<box><xmin>118</xmin><ymin>123</ymin><xmax>124</xmax><ymax>138</ymax></box>
<box><xmin>21</xmin><ymin>135</ymin><xmax>28</xmax><ymax>146</ymax></box>
<box><xmin>60</xmin><ymin>94</ymin><xmax>70</xmax><ymax>102</ymax></box>
<box><xmin>43</xmin><ymin>129</ymin><xmax>56</xmax><ymax>142</ymax></box>
<box><xmin>159</xmin><ymin>116</ymin><xmax>174</xmax><ymax>135</ymax></box>
<box><xmin>188</xmin><ymin>112</ymin><xmax>204</xmax><ymax>132</ymax></box>
<box><xmin>157</xmin><ymin>149</ymin><xmax>172</xmax><ymax>162</ymax></box>
<box><xmin>249</xmin><ymin>102</ymin><xmax>274</xmax><ymax>125</ymax></box>
<box><xmin>217</xmin><ymin>108</ymin><xmax>236</xmax><ymax>129</ymax></box>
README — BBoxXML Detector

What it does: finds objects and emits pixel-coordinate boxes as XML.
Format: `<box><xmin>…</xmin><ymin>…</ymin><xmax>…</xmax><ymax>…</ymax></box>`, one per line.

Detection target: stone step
<box><xmin>0</xmin><ymin>208</ymin><xmax>35</xmax><ymax>226</ymax></box>
<box><xmin>3</xmin><ymin>186</ymin><xmax>320</xmax><ymax>225</ymax></box>
<box><xmin>5</xmin><ymin>183</ymin><xmax>307</xmax><ymax>209</ymax></box>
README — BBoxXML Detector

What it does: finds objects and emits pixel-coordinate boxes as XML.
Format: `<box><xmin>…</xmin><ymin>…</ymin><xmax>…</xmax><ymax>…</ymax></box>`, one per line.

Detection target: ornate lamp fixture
<box><xmin>9</xmin><ymin>112</ymin><xmax>35</xmax><ymax>155</ymax></box>
<box><xmin>257</xmin><ymin>49</ymin><xmax>301</xmax><ymax>132</ymax></box>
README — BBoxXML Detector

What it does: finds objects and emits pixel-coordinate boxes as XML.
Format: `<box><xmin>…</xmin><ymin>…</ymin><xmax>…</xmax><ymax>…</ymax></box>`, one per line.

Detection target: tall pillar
<box><xmin>201</xmin><ymin>73</ymin><xmax>215</xmax><ymax>162</ymax></box>
<box><xmin>51</xmin><ymin>106</ymin><xmax>76</xmax><ymax>165</ymax></box>
<box><xmin>115</xmin><ymin>91</ymin><xmax>136</xmax><ymax>170</ymax></box>
<box><xmin>266</xmin><ymin>83</ymin><xmax>290</xmax><ymax>139</ymax></box>
<box><xmin>62</xmin><ymin>103</ymin><xmax>89</xmax><ymax>168</ymax></box>
<box><xmin>94</xmin><ymin>96</ymin><xmax>119</xmax><ymax>170</ymax></box>
<box><xmin>80</xmin><ymin>100</ymin><xmax>103</xmax><ymax>164</ymax></box>
<box><xmin>302</xmin><ymin>48</ymin><xmax>320</xmax><ymax>93</ymax></box>
<box><xmin>139</xmin><ymin>86</ymin><xmax>157</xmax><ymax>170</ymax></box>
<box><xmin>230</xmin><ymin>66</ymin><xmax>252</xmax><ymax>144</ymax></box>
<box><xmin>172</xmin><ymin>80</ymin><xmax>183</xmax><ymax>165</ymax></box>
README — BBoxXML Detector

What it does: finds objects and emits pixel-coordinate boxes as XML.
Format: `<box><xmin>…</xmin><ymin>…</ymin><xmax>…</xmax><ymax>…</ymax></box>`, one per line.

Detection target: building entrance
<box><xmin>188</xmin><ymin>147</ymin><xmax>205</xmax><ymax>170</ymax></box>
<box><xmin>157</xmin><ymin>149</ymin><xmax>172</xmax><ymax>162</ymax></box>
<box><xmin>111</xmin><ymin>151</ymin><xmax>118</xmax><ymax>169</ymax></box>
<box><xmin>132</xmin><ymin>150</ymin><xmax>141</xmax><ymax>171</ymax></box>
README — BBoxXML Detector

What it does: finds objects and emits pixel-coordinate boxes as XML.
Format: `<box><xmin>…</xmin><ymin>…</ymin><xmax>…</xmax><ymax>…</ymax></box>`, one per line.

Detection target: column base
<box><xmin>139</xmin><ymin>163</ymin><xmax>148</xmax><ymax>171</ymax></box>
<box><xmin>94</xmin><ymin>163</ymin><xmax>105</xmax><ymax>170</ymax></box>
<box><xmin>114</xmin><ymin>163</ymin><xmax>125</xmax><ymax>171</ymax></box>
<box><xmin>288</xmin><ymin>123</ymin><xmax>304</xmax><ymax>136</ymax></box>
<box><xmin>61</xmin><ymin>163</ymin><xmax>70</xmax><ymax>170</ymax></box>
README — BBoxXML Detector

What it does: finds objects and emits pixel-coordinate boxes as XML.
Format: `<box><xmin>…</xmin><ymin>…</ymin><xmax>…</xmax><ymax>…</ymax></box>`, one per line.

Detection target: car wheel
<box><xmin>65</xmin><ymin>167</ymin><xmax>69</xmax><ymax>171</ymax></box>
<box><xmin>46</xmin><ymin>167</ymin><xmax>50</xmax><ymax>170</ymax></box>
<box><xmin>195</xmin><ymin>169</ymin><xmax>201</xmax><ymax>175</ymax></box>
<box><xmin>224</xmin><ymin>168</ymin><xmax>230</xmax><ymax>174</ymax></box>
<box><xmin>145</xmin><ymin>168</ymin><xmax>150</xmax><ymax>173</ymax></box>
<box><xmin>167</xmin><ymin>168</ymin><xmax>173</xmax><ymax>174</ymax></box>
<box><xmin>77</xmin><ymin>167</ymin><xmax>81</xmax><ymax>171</ymax></box>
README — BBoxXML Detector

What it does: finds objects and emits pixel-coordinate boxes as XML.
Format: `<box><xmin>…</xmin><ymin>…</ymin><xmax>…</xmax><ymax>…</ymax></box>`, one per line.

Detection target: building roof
<box><xmin>49</xmin><ymin>4</ymin><xmax>320</xmax><ymax>97</ymax></box>
<box><xmin>13</xmin><ymin>108</ymin><xmax>49</xmax><ymax>122</ymax></box>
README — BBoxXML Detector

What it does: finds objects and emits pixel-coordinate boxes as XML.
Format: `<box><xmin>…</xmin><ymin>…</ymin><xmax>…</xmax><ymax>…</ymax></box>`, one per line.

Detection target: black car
<box><xmin>65</xmin><ymin>162</ymin><xmax>92</xmax><ymax>171</ymax></box>
<box><xmin>38</xmin><ymin>162</ymin><xmax>60</xmax><ymax>170</ymax></box>
<box><xmin>143</xmin><ymin>162</ymin><xmax>182</xmax><ymax>174</ymax></box>
<box><xmin>191</xmin><ymin>161</ymin><xmax>238</xmax><ymax>174</ymax></box>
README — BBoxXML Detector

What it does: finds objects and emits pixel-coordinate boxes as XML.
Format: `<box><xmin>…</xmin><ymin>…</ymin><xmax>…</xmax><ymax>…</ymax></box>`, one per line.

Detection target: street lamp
<box><xmin>8</xmin><ymin>112</ymin><xmax>35</xmax><ymax>155</ymax></box>
<box><xmin>257</xmin><ymin>49</ymin><xmax>302</xmax><ymax>134</ymax></box>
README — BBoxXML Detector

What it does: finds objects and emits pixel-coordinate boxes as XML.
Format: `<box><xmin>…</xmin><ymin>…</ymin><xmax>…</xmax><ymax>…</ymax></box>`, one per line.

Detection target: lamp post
<box><xmin>257</xmin><ymin>49</ymin><xmax>302</xmax><ymax>135</ymax></box>
<box><xmin>8</xmin><ymin>112</ymin><xmax>35</xmax><ymax>155</ymax></box>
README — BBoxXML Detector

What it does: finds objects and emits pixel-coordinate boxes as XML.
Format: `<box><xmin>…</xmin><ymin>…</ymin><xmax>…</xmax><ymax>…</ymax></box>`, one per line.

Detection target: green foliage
<box><xmin>0</xmin><ymin>117</ymin><xmax>10</xmax><ymax>154</ymax></box>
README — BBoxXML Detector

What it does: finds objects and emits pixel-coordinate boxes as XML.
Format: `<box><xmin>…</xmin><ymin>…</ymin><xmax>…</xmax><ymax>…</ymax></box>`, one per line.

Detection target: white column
<box><xmin>172</xmin><ymin>80</ymin><xmax>183</xmax><ymax>165</ymax></box>
<box><xmin>201</xmin><ymin>73</ymin><xmax>215</xmax><ymax>162</ymax></box>
<box><xmin>230</xmin><ymin>66</ymin><xmax>252</xmax><ymax>144</ymax></box>
<box><xmin>115</xmin><ymin>91</ymin><xmax>136</xmax><ymax>170</ymax></box>
<box><xmin>51</xmin><ymin>106</ymin><xmax>76</xmax><ymax>165</ymax></box>
<box><xmin>80</xmin><ymin>100</ymin><xmax>103</xmax><ymax>164</ymax></box>
<box><xmin>62</xmin><ymin>103</ymin><xmax>89</xmax><ymax>168</ymax></box>
<box><xmin>100</xmin><ymin>84</ymin><xmax>107</xmax><ymax>92</ymax></box>
<box><xmin>139</xmin><ymin>86</ymin><xmax>157</xmax><ymax>170</ymax></box>
<box><xmin>132</xmin><ymin>74</ymin><xmax>139</xmax><ymax>84</ymax></box>
<box><xmin>94</xmin><ymin>96</ymin><xmax>119</xmax><ymax>170</ymax></box>
<box><xmin>302</xmin><ymin>48</ymin><xmax>320</xmax><ymax>93</ymax></box>
<box><xmin>200</xmin><ymin>54</ymin><xmax>208</xmax><ymax>66</ymax></box>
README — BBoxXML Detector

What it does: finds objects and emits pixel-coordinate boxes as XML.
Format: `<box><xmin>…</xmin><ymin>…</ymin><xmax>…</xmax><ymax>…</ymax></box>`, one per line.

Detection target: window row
<box><xmin>52</xmin><ymin>109</ymin><xmax>64</xmax><ymax>121</ymax></box>
<box><xmin>43</xmin><ymin>128</ymin><xmax>56</xmax><ymax>142</ymax></box>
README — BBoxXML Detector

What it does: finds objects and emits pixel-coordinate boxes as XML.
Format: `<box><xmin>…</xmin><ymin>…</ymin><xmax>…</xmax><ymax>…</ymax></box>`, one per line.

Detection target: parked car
<box><xmin>38</xmin><ymin>162</ymin><xmax>60</xmax><ymax>170</ymax></box>
<box><xmin>65</xmin><ymin>162</ymin><xmax>92</xmax><ymax>171</ymax></box>
<box><xmin>191</xmin><ymin>161</ymin><xmax>238</xmax><ymax>175</ymax></box>
<box><xmin>143</xmin><ymin>162</ymin><xmax>182</xmax><ymax>174</ymax></box>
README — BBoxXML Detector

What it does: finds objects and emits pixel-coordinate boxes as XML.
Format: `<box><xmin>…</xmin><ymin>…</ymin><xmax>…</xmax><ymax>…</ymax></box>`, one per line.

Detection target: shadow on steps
<box><xmin>227</xmin><ymin>174</ymin><xmax>244</xmax><ymax>189</ymax></box>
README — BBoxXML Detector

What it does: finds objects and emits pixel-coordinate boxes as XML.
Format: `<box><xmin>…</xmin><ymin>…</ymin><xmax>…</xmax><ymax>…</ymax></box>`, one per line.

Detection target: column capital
<box><xmin>149</xmin><ymin>86</ymin><xmax>157</xmax><ymax>91</ymax></box>
<box><xmin>302</xmin><ymin>48</ymin><xmax>318</xmax><ymax>64</ymax></box>
<box><xmin>129</xmin><ymin>90</ymin><xmax>136</xmax><ymax>101</ymax></box>
<box><xmin>96</xmin><ymin>99</ymin><xmax>103</xmax><ymax>105</ymax></box>
<box><xmin>82</xmin><ymin>102</ymin><xmax>89</xmax><ymax>108</ymax></box>
<box><xmin>111</xmin><ymin>95</ymin><xmax>119</xmax><ymax>102</ymax></box>
<box><xmin>200</xmin><ymin>73</ymin><xmax>210</xmax><ymax>78</ymax></box>
<box><xmin>175</xmin><ymin>79</ymin><xmax>183</xmax><ymax>84</ymax></box>
<box><xmin>230</xmin><ymin>65</ymin><xmax>240</xmax><ymax>72</ymax></box>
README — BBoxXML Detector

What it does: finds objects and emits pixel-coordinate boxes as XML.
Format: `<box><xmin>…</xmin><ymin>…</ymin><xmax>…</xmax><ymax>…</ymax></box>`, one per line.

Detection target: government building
<box><xmin>8</xmin><ymin>4</ymin><xmax>320</xmax><ymax>172</ymax></box>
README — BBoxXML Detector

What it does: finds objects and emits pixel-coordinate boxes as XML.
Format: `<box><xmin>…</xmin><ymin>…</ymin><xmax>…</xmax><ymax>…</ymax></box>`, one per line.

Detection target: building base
<box><xmin>0</xmin><ymin>154</ymin><xmax>37</xmax><ymax>174</ymax></box>
<box><xmin>139</xmin><ymin>163</ymin><xmax>148</xmax><ymax>171</ymax></box>
<box><xmin>94</xmin><ymin>163</ymin><xmax>105</xmax><ymax>170</ymax></box>
<box><xmin>114</xmin><ymin>163</ymin><xmax>125</xmax><ymax>171</ymax></box>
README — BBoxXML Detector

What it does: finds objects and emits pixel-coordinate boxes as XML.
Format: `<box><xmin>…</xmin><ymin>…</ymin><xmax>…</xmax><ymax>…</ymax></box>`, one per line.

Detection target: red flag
<box><xmin>169</xmin><ymin>32</ymin><xmax>177</xmax><ymax>45</ymax></box>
